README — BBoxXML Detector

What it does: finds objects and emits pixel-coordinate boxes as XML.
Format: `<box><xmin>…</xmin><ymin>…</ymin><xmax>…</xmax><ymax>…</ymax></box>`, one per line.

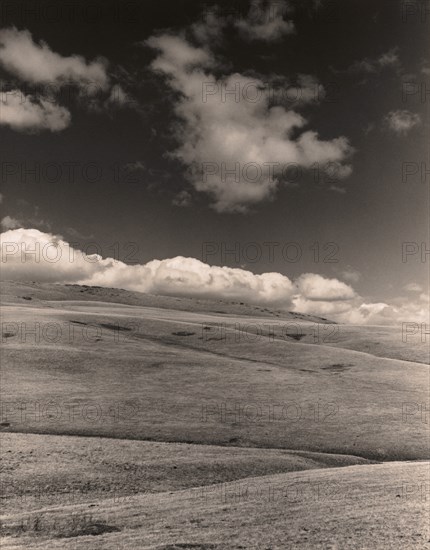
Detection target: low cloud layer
<box><xmin>1</xmin><ymin>228</ymin><xmax>427</xmax><ymax>325</ymax></box>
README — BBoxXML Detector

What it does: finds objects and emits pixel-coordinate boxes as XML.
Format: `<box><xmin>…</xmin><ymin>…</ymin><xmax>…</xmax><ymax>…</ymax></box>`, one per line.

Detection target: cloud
<box><xmin>0</xmin><ymin>228</ymin><xmax>296</xmax><ymax>307</ymax></box>
<box><xmin>349</xmin><ymin>48</ymin><xmax>400</xmax><ymax>74</ymax></box>
<box><xmin>329</xmin><ymin>185</ymin><xmax>347</xmax><ymax>194</ymax></box>
<box><xmin>295</xmin><ymin>273</ymin><xmax>356</xmax><ymax>301</ymax></box>
<box><xmin>1</xmin><ymin>216</ymin><xmax>20</xmax><ymax>230</ymax></box>
<box><xmin>0</xmin><ymin>89</ymin><xmax>71</xmax><ymax>132</ymax></box>
<box><xmin>4</xmin><ymin>228</ymin><xmax>426</xmax><ymax>325</ymax></box>
<box><xmin>0</xmin><ymin>27</ymin><xmax>134</xmax><ymax>127</ymax></box>
<box><xmin>190</xmin><ymin>1</ymin><xmax>294</xmax><ymax>44</ymax></box>
<box><xmin>404</xmin><ymin>282</ymin><xmax>423</xmax><ymax>292</ymax></box>
<box><xmin>340</xmin><ymin>268</ymin><xmax>361</xmax><ymax>284</ymax></box>
<box><xmin>0</xmin><ymin>27</ymin><xmax>109</xmax><ymax>90</ymax></box>
<box><xmin>1</xmin><ymin>214</ymin><xmax>51</xmax><ymax>231</ymax></box>
<box><xmin>146</xmin><ymin>32</ymin><xmax>353</xmax><ymax>213</ymax></box>
<box><xmin>235</xmin><ymin>0</ymin><xmax>295</xmax><ymax>42</ymax></box>
<box><xmin>385</xmin><ymin>110</ymin><xmax>421</xmax><ymax>135</ymax></box>
<box><xmin>173</xmin><ymin>190</ymin><xmax>192</xmax><ymax>207</ymax></box>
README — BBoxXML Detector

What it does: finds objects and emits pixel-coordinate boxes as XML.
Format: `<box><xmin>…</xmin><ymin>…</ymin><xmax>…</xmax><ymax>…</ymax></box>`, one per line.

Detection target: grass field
<box><xmin>1</xmin><ymin>456</ymin><xmax>428</xmax><ymax>549</ymax></box>
<box><xmin>0</xmin><ymin>281</ymin><xmax>429</xmax><ymax>548</ymax></box>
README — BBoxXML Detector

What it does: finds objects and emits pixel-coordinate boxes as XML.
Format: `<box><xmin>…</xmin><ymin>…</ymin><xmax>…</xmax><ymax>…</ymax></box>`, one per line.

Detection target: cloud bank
<box><xmin>1</xmin><ymin>228</ymin><xmax>427</xmax><ymax>325</ymax></box>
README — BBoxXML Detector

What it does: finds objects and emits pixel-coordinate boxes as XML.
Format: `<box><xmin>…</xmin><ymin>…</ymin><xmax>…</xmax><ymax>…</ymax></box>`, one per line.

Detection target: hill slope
<box><xmin>1</xmin><ymin>460</ymin><xmax>428</xmax><ymax>549</ymax></box>
<box><xmin>1</xmin><ymin>282</ymin><xmax>428</xmax><ymax>459</ymax></box>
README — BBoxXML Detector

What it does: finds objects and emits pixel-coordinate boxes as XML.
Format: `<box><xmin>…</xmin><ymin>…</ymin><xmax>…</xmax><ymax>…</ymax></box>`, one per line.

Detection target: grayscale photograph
<box><xmin>0</xmin><ymin>0</ymin><xmax>429</xmax><ymax>548</ymax></box>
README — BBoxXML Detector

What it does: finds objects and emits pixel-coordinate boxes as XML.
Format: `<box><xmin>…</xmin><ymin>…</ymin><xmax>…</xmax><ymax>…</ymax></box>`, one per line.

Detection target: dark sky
<box><xmin>0</xmin><ymin>0</ymin><xmax>428</xmax><ymax>307</ymax></box>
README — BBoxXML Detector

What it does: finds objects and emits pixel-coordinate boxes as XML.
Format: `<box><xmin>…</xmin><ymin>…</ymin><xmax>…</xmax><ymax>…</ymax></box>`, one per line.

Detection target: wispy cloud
<box><xmin>348</xmin><ymin>48</ymin><xmax>401</xmax><ymax>74</ymax></box>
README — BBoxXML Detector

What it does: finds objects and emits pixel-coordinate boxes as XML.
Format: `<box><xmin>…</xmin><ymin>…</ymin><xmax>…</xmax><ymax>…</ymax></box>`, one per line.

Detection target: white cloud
<box><xmin>0</xmin><ymin>228</ymin><xmax>296</xmax><ymax>307</ymax></box>
<box><xmin>295</xmin><ymin>273</ymin><xmax>356</xmax><ymax>301</ymax></box>
<box><xmin>385</xmin><ymin>110</ymin><xmax>421</xmax><ymax>135</ymax></box>
<box><xmin>173</xmin><ymin>190</ymin><xmax>192</xmax><ymax>207</ymax></box>
<box><xmin>377</xmin><ymin>50</ymin><xmax>400</xmax><ymax>68</ymax></box>
<box><xmin>0</xmin><ymin>89</ymin><xmax>70</xmax><ymax>132</ymax></box>
<box><xmin>190</xmin><ymin>1</ymin><xmax>294</xmax><ymax>44</ymax></box>
<box><xmin>349</xmin><ymin>48</ymin><xmax>400</xmax><ymax>73</ymax></box>
<box><xmin>404</xmin><ymin>282</ymin><xmax>423</xmax><ymax>292</ymax></box>
<box><xmin>0</xmin><ymin>27</ymin><xmax>109</xmax><ymax>90</ymax></box>
<box><xmin>1</xmin><ymin>216</ymin><xmax>20</xmax><ymax>230</ymax></box>
<box><xmin>1</xmin><ymin>214</ymin><xmax>51</xmax><ymax>231</ymax></box>
<box><xmin>235</xmin><ymin>0</ymin><xmax>295</xmax><ymax>42</ymax></box>
<box><xmin>146</xmin><ymin>33</ymin><xmax>353</xmax><ymax>213</ymax></box>
<box><xmin>340</xmin><ymin>267</ymin><xmax>361</xmax><ymax>284</ymax></box>
<box><xmin>3</xmin><ymin>228</ymin><xmax>426</xmax><ymax>325</ymax></box>
<box><xmin>0</xmin><ymin>28</ymin><xmax>134</xmax><ymax>127</ymax></box>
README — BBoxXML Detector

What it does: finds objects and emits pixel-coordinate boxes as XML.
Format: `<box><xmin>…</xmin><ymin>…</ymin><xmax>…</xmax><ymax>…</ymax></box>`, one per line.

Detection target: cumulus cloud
<box><xmin>0</xmin><ymin>27</ymin><xmax>109</xmax><ymax>90</ymax></box>
<box><xmin>0</xmin><ymin>228</ymin><xmax>296</xmax><ymax>307</ymax></box>
<box><xmin>146</xmin><ymin>31</ymin><xmax>353</xmax><ymax>212</ymax></box>
<box><xmin>3</xmin><ymin>228</ymin><xmax>427</xmax><ymax>325</ymax></box>
<box><xmin>385</xmin><ymin>110</ymin><xmax>421</xmax><ymax>135</ymax></box>
<box><xmin>295</xmin><ymin>273</ymin><xmax>356</xmax><ymax>301</ymax></box>
<box><xmin>0</xmin><ymin>27</ymin><xmax>134</xmax><ymax>130</ymax></box>
<box><xmin>0</xmin><ymin>89</ymin><xmax>70</xmax><ymax>132</ymax></box>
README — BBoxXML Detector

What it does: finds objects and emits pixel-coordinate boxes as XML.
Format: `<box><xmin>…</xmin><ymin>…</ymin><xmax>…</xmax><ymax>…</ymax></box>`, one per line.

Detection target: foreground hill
<box><xmin>1</xmin><ymin>433</ymin><xmax>374</xmax><ymax>515</ymax></box>
<box><xmin>1</xmin><ymin>281</ymin><xmax>428</xmax><ymax>549</ymax></box>
<box><xmin>1</xmin><ymin>458</ymin><xmax>428</xmax><ymax>549</ymax></box>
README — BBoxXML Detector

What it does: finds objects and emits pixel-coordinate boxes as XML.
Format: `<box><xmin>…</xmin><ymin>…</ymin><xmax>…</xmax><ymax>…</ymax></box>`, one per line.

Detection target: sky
<box><xmin>0</xmin><ymin>0</ymin><xmax>429</xmax><ymax>324</ymax></box>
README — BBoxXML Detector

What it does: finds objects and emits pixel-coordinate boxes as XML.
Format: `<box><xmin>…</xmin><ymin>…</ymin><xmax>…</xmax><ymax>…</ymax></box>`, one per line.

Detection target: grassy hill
<box><xmin>1</xmin><ymin>457</ymin><xmax>428</xmax><ymax>549</ymax></box>
<box><xmin>0</xmin><ymin>281</ymin><xmax>428</xmax><ymax>549</ymax></box>
<box><xmin>1</xmin><ymin>281</ymin><xmax>428</xmax><ymax>459</ymax></box>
